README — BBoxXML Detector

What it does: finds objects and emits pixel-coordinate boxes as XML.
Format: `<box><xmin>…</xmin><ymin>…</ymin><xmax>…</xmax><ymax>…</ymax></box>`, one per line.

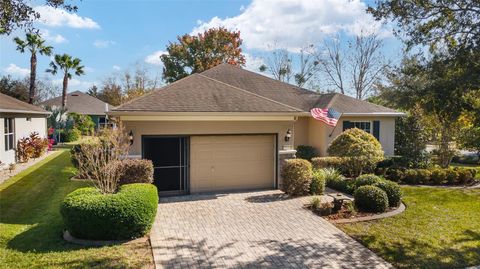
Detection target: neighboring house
<box><xmin>40</xmin><ymin>91</ymin><xmax>112</xmax><ymax>130</ymax></box>
<box><xmin>109</xmin><ymin>64</ymin><xmax>404</xmax><ymax>195</ymax></box>
<box><xmin>0</xmin><ymin>93</ymin><xmax>50</xmax><ymax>165</ymax></box>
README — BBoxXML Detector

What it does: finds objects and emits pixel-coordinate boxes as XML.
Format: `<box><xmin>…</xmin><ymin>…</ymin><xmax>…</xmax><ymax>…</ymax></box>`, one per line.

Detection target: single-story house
<box><xmin>40</xmin><ymin>91</ymin><xmax>112</xmax><ymax>130</ymax></box>
<box><xmin>109</xmin><ymin>64</ymin><xmax>404</xmax><ymax>195</ymax></box>
<box><xmin>0</xmin><ymin>93</ymin><xmax>50</xmax><ymax>165</ymax></box>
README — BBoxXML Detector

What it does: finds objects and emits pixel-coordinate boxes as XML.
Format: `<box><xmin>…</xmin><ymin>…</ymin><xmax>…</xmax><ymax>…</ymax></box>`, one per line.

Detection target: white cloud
<box><xmin>192</xmin><ymin>0</ymin><xmax>390</xmax><ymax>52</ymax></box>
<box><xmin>3</xmin><ymin>64</ymin><xmax>30</xmax><ymax>76</ymax></box>
<box><xmin>40</xmin><ymin>29</ymin><xmax>67</xmax><ymax>43</ymax></box>
<box><xmin>53</xmin><ymin>78</ymin><xmax>95</xmax><ymax>90</ymax></box>
<box><xmin>113</xmin><ymin>65</ymin><xmax>121</xmax><ymax>70</ymax></box>
<box><xmin>145</xmin><ymin>50</ymin><xmax>168</xmax><ymax>65</ymax></box>
<box><xmin>93</xmin><ymin>40</ymin><xmax>116</xmax><ymax>48</ymax></box>
<box><xmin>35</xmin><ymin>6</ymin><xmax>100</xmax><ymax>29</ymax></box>
<box><xmin>243</xmin><ymin>53</ymin><xmax>265</xmax><ymax>73</ymax></box>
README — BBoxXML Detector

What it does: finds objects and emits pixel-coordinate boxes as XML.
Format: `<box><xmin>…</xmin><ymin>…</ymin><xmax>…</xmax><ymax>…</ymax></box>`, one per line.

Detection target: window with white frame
<box><xmin>98</xmin><ymin>116</ymin><xmax>107</xmax><ymax>129</ymax></box>
<box><xmin>352</xmin><ymin>121</ymin><xmax>371</xmax><ymax>134</ymax></box>
<box><xmin>4</xmin><ymin>118</ymin><xmax>15</xmax><ymax>151</ymax></box>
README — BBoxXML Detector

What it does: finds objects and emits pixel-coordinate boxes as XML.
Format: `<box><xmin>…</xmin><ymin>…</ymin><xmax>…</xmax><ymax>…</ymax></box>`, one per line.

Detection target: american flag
<box><xmin>310</xmin><ymin>108</ymin><xmax>342</xmax><ymax>126</ymax></box>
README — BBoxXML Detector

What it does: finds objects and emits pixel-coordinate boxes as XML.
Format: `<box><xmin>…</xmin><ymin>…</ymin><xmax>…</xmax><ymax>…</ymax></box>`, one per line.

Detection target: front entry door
<box><xmin>142</xmin><ymin>136</ymin><xmax>188</xmax><ymax>195</ymax></box>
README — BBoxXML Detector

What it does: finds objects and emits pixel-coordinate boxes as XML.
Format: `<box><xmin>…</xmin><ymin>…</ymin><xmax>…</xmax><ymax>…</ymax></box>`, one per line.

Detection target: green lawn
<box><xmin>339</xmin><ymin>186</ymin><xmax>480</xmax><ymax>268</ymax></box>
<box><xmin>0</xmin><ymin>149</ymin><xmax>153</xmax><ymax>269</ymax></box>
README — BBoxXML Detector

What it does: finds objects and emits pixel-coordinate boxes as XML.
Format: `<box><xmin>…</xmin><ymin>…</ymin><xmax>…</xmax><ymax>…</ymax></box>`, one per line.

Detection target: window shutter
<box><xmin>373</xmin><ymin>121</ymin><xmax>380</xmax><ymax>140</ymax></box>
<box><xmin>342</xmin><ymin>121</ymin><xmax>352</xmax><ymax>131</ymax></box>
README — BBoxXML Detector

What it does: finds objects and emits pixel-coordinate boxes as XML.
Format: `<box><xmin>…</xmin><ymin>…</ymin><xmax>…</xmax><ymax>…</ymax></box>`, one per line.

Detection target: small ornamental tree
<box><xmin>458</xmin><ymin>126</ymin><xmax>480</xmax><ymax>162</ymax></box>
<box><xmin>328</xmin><ymin>128</ymin><xmax>384</xmax><ymax>176</ymax></box>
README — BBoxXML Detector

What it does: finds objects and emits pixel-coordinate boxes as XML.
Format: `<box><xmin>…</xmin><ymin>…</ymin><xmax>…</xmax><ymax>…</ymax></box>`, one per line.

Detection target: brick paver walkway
<box><xmin>151</xmin><ymin>190</ymin><xmax>392</xmax><ymax>269</ymax></box>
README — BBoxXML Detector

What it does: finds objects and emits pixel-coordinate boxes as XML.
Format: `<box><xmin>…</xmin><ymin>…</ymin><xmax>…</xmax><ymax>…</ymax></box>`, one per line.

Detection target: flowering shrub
<box><xmin>16</xmin><ymin>132</ymin><xmax>49</xmax><ymax>162</ymax></box>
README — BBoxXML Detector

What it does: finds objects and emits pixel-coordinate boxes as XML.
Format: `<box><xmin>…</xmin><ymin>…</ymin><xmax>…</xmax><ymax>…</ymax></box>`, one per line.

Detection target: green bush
<box><xmin>403</xmin><ymin>169</ymin><xmax>418</xmax><ymax>184</ymax></box>
<box><xmin>61</xmin><ymin>183</ymin><xmax>158</xmax><ymax>240</ymax></box>
<box><xmin>353</xmin><ymin>174</ymin><xmax>382</xmax><ymax>191</ymax></box>
<box><xmin>310</xmin><ymin>169</ymin><xmax>326</xmax><ymax>195</ymax></box>
<box><xmin>322</xmin><ymin>168</ymin><xmax>353</xmax><ymax>194</ymax></box>
<box><xmin>296</xmin><ymin>145</ymin><xmax>319</xmax><ymax>161</ymax></box>
<box><xmin>69</xmin><ymin>113</ymin><xmax>95</xmax><ymax>135</ymax></box>
<box><xmin>374</xmin><ymin>180</ymin><xmax>402</xmax><ymax>207</ymax></box>
<box><xmin>281</xmin><ymin>159</ymin><xmax>312</xmax><ymax>196</ymax></box>
<box><xmin>64</xmin><ymin>128</ymin><xmax>81</xmax><ymax>142</ymax></box>
<box><xmin>354</xmin><ymin>186</ymin><xmax>389</xmax><ymax>213</ymax></box>
<box><xmin>327</xmin><ymin>128</ymin><xmax>384</xmax><ymax>176</ymax></box>
<box><xmin>385</xmin><ymin>168</ymin><xmax>405</xmax><ymax>182</ymax></box>
<box><xmin>416</xmin><ymin>169</ymin><xmax>432</xmax><ymax>184</ymax></box>
<box><xmin>311</xmin><ymin>157</ymin><xmax>349</xmax><ymax>174</ymax></box>
<box><xmin>445</xmin><ymin>169</ymin><xmax>459</xmax><ymax>184</ymax></box>
<box><xmin>117</xmin><ymin>159</ymin><xmax>154</xmax><ymax>185</ymax></box>
<box><xmin>430</xmin><ymin>169</ymin><xmax>447</xmax><ymax>184</ymax></box>
<box><xmin>456</xmin><ymin>168</ymin><xmax>474</xmax><ymax>184</ymax></box>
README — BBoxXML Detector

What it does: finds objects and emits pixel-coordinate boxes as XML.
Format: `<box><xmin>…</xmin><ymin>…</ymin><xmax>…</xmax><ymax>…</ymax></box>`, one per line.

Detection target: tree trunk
<box><xmin>61</xmin><ymin>72</ymin><xmax>68</xmax><ymax>108</ymax></box>
<box><xmin>29</xmin><ymin>53</ymin><xmax>37</xmax><ymax>104</ymax></box>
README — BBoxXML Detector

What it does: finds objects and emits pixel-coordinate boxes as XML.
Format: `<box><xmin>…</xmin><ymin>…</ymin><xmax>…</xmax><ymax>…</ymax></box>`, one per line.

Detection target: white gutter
<box><xmin>340</xmin><ymin>112</ymin><xmax>406</xmax><ymax>117</ymax></box>
<box><xmin>0</xmin><ymin>109</ymin><xmax>51</xmax><ymax>115</ymax></box>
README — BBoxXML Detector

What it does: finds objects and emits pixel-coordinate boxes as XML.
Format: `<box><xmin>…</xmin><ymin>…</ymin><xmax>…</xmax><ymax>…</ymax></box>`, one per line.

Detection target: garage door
<box><xmin>190</xmin><ymin>135</ymin><xmax>275</xmax><ymax>193</ymax></box>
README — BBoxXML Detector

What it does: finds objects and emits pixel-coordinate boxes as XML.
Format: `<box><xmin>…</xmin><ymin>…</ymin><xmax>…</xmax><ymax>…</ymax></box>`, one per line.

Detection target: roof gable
<box><xmin>40</xmin><ymin>91</ymin><xmax>111</xmax><ymax>115</ymax></box>
<box><xmin>0</xmin><ymin>93</ymin><xmax>49</xmax><ymax>114</ymax></box>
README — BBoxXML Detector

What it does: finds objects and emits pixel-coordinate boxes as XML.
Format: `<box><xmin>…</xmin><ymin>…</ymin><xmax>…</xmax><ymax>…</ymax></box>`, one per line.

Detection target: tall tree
<box><xmin>368</xmin><ymin>0</ymin><xmax>480</xmax><ymax>52</ymax></box>
<box><xmin>87</xmin><ymin>85</ymin><xmax>99</xmax><ymax>97</ymax></box>
<box><xmin>316</xmin><ymin>33</ymin><xmax>388</xmax><ymax>99</ymax></box>
<box><xmin>1</xmin><ymin>0</ymin><xmax>76</xmax><ymax>35</ymax></box>
<box><xmin>46</xmin><ymin>54</ymin><xmax>84</xmax><ymax>108</ymax></box>
<box><xmin>14</xmin><ymin>32</ymin><xmax>52</xmax><ymax>103</ymax></box>
<box><xmin>161</xmin><ymin>27</ymin><xmax>246</xmax><ymax>83</ymax></box>
<box><xmin>259</xmin><ymin>45</ymin><xmax>320</xmax><ymax>88</ymax></box>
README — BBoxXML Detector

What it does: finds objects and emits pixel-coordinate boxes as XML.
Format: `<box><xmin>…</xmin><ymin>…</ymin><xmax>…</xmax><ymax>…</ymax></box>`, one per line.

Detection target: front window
<box><xmin>98</xmin><ymin>116</ymin><xmax>107</xmax><ymax>129</ymax></box>
<box><xmin>4</xmin><ymin>118</ymin><xmax>14</xmax><ymax>151</ymax></box>
<box><xmin>352</xmin><ymin>121</ymin><xmax>371</xmax><ymax>134</ymax></box>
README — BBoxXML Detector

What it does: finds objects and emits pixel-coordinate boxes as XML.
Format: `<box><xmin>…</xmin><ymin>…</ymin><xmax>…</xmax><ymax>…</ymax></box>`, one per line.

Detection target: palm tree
<box><xmin>14</xmin><ymin>32</ymin><xmax>53</xmax><ymax>104</ymax></box>
<box><xmin>46</xmin><ymin>54</ymin><xmax>85</xmax><ymax>108</ymax></box>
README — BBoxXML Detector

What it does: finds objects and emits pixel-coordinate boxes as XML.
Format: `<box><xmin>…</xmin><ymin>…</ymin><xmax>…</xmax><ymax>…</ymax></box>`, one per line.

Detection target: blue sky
<box><xmin>0</xmin><ymin>0</ymin><xmax>403</xmax><ymax>92</ymax></box>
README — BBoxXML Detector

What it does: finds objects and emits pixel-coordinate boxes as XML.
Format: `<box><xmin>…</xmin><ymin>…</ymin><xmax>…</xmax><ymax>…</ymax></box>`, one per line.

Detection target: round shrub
<box><xmin>310</xmin><ymin>169</ymin><xmax>326</xmax><ymax>195</ymax></box>
<box><xmin>353</xmin><ymin>174</ymin><xmax>382</xmax><ymax>190</ymax></box>
<box><xmin>403</xmin><ymin>169</ymin><xmax>418</xmax><ymax>184</ymax></box>
<box><xmin>445</xmin><ymin>169</ymin><xmax>459</xmax><ymax>184</ymax></box>
<box><xmin>456</xmin><ymin>169</ymin><xmax>474</xmax><ymax>184</ymax></box>
<box><xmin>296</xmin><ymin>145</ymin><xmax>319</xmax><ymax>162</ymax></box>
<box><xmin>354</xmin><ymin>185</ymin><xmax>388</xmax><ymax>213</ymax></box>
<box><xmin>416</xmin><ymin>169</ymin><xmax>432</xmax><ymax>184</ymax></box>
<box><xmin>385</xmin><ymin>168</ymin><xmax>404</xmax><ymax>182</ymax></box>
<box><xmin>327</xmin><ymin>128</ymin><xmax>384</xmax><ymax>176</ymax></box>
<box><xmin>430</xmin><ymin>169</ymin><xmax>447</xmax><ymax>184</ymax></box>
<box><xmin>281</xmin><ymin>159</ymin><xmax>312</xmax><ymax>196</ymax></box>
<box><xmin>61</xmin><ymin>183</ymin><xmax>158</xmax><ymax>240</ymax></box>
<box><xmin>374</xmin><ymin>180</ymin><xmax>402</xmax><ymax>207</ymax></box>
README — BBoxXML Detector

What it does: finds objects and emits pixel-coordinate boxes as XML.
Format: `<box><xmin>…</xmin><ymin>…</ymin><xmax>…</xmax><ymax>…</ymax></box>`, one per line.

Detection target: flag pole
<box><xmin>328</xmin><ymin>113</ymin><xmax>343</xmax><ymax>137</ymax></box>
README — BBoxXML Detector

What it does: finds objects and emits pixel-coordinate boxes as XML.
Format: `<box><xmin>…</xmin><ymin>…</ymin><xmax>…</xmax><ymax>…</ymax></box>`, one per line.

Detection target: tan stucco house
<box><xmin>109</xmin><ymin>64</ymin><xmax>403</xmax><ymax>195</ymax></box>
<box><xmin>0</xmin><ymin>93</ymin><xmax>50</xmax><ymax>166</ymax></box>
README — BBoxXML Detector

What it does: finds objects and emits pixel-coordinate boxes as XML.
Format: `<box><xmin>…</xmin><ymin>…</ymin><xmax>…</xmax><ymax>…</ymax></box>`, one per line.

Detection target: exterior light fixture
<box><xmin>128</xmin><ymin>130</ymin><xmax>134</xmax><ymax>145</ymax></box>
<box><xmin>285</xmin><ymin>129</ymin><xmax>292</xmax><ymax>142</ymax></box>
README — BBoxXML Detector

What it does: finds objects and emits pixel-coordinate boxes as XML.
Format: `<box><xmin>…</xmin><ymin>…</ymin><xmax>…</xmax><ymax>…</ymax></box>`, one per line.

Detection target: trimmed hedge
<box><xmin>374</xmin><ymin>180</ymin><xmax>402</xmax><ymax>207</ymax></box>
<box><xmin>117</xmin><ymin>159</ymin><xmax>154</xmax><ymax>185</ymax></box>
<box><xmin>61</xmin><ymin>183</ymin><xmax>158</xmax><ymax>240</ymax></box>
<box><xmin>381</xmin><ymin>167</ymin><xmax>476</xmax><ymax>185</ymax></box>
<box><xmin>310</xmin><ymin>169</ymin><xmax>326</xmax><ymax>195</ymax></box>
<box><xmin>353</xmin><ymin>174</ymin><xmax>382</xmax><ymax>191</ymax></box>
<box><xmin>281</xmin><ymin>159</ymin><xmax>313</xmax><ymax>196</ymax></box>
<box><xmin>354</xmin><ymin>185</ymin><xmax>388</xmax><ymax>213</ymax></box>
<box><xmin>296</xmin><ymin>145</ymin><xmax>319</xmax><ymax>161</ymax></box>
<box><xmin>311</xmin><ymin>157</ymin><xmax>349</xmax><ymax>174</ymax></box>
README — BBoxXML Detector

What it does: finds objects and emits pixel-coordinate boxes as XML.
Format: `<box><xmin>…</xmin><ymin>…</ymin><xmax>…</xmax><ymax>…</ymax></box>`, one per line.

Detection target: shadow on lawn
<box><xmin>351</xmin><ymin>231</ymin><xmax>480</xmax><ymax>268</ymax></box>
<box><xmin>152</xmin><ymin>233</ymin><xmax>389</xmax><ymax>268</ymax></box>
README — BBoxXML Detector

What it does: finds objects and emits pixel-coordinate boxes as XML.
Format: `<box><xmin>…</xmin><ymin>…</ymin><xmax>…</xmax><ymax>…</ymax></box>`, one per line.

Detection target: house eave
<box><xmin>0</xmin><ymin>109</ymin><xmax>51</xmax><ymax>115</ymax></box>
<box><xmin>108</xmin><ymin>111</ymin><xmax>301</xmax><ymax>121</ymax></box>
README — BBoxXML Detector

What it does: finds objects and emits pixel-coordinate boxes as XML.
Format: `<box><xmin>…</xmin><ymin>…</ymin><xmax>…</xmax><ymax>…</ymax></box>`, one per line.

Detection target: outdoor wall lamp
<box><xmin>128</xmin><ymin>130</ymin><xmax>134</xmax><ymax>145</ymax></box>
<box><xmin>285</xmin><ymin>129</ymin><xmax>292</xmax><ymax>142</ymax></box>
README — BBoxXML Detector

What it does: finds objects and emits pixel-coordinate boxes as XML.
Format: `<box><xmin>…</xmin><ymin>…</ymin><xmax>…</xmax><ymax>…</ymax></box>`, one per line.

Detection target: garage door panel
<box><xmin>190</xmin><ymin>135</ymin><xmax>275</xmax><ymax>193</ymax></box>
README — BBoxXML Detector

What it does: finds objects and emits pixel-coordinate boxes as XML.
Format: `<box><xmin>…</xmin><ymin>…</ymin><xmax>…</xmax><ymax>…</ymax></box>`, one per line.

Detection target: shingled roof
<box><xmin>0</xmin><ymin>93</ymin><xmax>50</xmax><ymax>115</ymax></box>
<box><xmin>113</xmin><ymin>63</ymin><xmax>400</xmax><ymax>114</ymax></box>
<box><xmin>41</xmin><ymin>91</ymin><xmax>111</xmax><ymax>115</ymax></box>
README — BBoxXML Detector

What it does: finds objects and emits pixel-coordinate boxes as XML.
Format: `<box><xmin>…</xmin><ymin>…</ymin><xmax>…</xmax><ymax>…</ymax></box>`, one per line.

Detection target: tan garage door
<box><xmin>190</xmin><ymin>135</ymin><xmax>275</xmax><ymax>193</ymax></box>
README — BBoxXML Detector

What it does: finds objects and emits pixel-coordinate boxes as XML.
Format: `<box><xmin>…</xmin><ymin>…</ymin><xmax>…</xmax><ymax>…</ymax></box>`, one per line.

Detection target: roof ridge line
<box><xmin>197</xmin><ymin>73</ymin><xmax>303</xmax><ymax>112</ymax></box>
<box><xmin>114</xmin><ymin>74</ymin><xmax>198</xmax><ymax>110</ymax></box>
<box><xmin>325</xmin><ymin>93</ymin><xmax>340</xmax><ymax>109</ymax></box>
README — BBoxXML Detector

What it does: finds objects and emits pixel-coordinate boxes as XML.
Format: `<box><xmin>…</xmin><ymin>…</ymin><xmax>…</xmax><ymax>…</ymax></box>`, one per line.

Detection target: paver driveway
<box><xmin>151</xmin><ymin>190</ymin><xmax>392</xmax><ymax>269</ymax></box>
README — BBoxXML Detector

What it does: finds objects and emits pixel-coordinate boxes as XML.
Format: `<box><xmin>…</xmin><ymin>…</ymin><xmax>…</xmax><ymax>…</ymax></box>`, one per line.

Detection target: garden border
<box><xmin>63</xmin><ymin>230</ymin><xmax>149</xmax><ymax>246</ymax></box>
<box><xmin>329</xmin><ymin>202</ymin><xmax>406</xmax><ymax>224</ymax></box>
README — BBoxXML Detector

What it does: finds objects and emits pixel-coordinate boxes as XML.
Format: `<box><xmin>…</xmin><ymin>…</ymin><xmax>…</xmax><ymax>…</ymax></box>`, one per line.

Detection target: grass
<box><xmin>0</xmin><ymin>149</ymin><xmax>153</xmax><ymax>269</ymax></box>
<box><xmin>339</xmin><ymin>186</ymin><xmax>480</xmax><ymax>268</ymax></box>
